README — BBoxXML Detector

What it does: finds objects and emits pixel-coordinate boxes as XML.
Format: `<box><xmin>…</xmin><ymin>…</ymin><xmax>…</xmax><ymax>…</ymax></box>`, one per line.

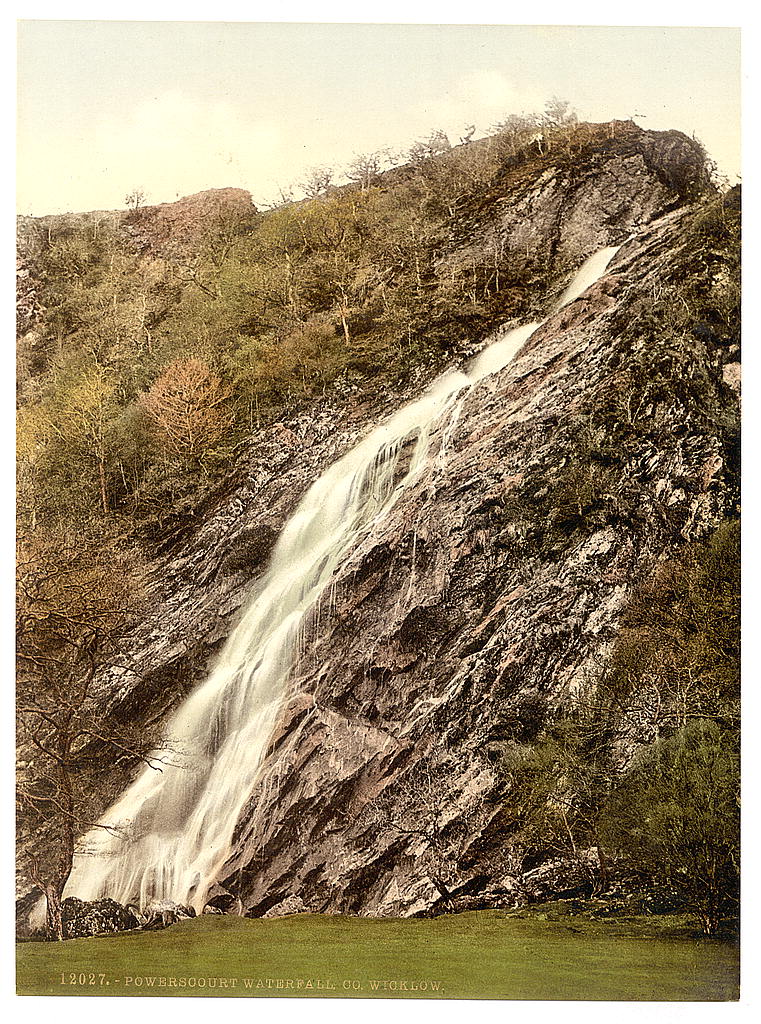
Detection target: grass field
<box><xmin>16</xmin><ymin>906</ymin><xmax>739</xmax><ymax>1001</ymax></box>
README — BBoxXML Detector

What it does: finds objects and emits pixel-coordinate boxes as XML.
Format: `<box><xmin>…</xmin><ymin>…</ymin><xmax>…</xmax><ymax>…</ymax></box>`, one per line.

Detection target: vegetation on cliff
<box><xmin>497</xmin><ymin>522</ymin><xmax>739</xmax><ymax>935</ymax></box>
<box><xmin>16</xmin><ymin>113</ymin><xmax>715</xmax><ymax>542</ymax></box>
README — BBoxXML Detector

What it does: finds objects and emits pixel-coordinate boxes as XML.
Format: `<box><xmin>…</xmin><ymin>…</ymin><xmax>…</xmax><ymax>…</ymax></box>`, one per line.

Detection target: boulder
<box><xmin>62</xmin><ymin>897</ymin><xmax>141</xmax><ymax>939</ymax></box>
<box><xmin>519</xmin><ymin>851</ymin><xmax>604</xmax><ymax>903</ymax></box>
<box><xmin>141</xmin><ymin>899</ymin><xmax>196</xmax><ymax>930</ymax></box>
<box><xmin>202</xmin><ymin>884</ymin><xmax>241</xmax><ymax>915</ymax></box>
<box><xmin>262</xmin><ymin>895</ymin><xmax>309</xmax><ymax>918</ymax></box>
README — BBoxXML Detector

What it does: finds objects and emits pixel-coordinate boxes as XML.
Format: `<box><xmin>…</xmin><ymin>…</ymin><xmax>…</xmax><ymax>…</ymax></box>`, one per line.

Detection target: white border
<box><xmin>5</xmin><ymin>6</ymin><xmax>757</xmax><ymax>1023</ymax></box>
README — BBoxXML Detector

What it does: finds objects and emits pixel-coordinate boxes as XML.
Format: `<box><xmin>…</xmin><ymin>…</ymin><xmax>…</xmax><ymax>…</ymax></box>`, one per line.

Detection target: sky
<box><xmin>16</xmin><ymin>18</ymin><xmax>742</xmax><ymax>216</ymax></box>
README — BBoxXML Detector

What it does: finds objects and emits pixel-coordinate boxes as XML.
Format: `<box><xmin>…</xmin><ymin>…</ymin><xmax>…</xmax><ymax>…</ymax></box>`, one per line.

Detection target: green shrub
<box><xmin>601</xmin><ymin>719</ymin><xmax>739</xmax><ymax>935</ymax></box>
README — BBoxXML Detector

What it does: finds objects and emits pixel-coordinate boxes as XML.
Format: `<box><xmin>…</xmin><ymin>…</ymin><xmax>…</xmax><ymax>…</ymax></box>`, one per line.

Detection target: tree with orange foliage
<box><xmin>140</xmin><ymin>357</ymin><xmax>233</xmax><ymax>472</ymax></box>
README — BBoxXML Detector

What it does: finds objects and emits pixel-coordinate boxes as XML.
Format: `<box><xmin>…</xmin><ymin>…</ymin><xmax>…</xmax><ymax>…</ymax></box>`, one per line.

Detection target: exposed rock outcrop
<box><xmin>140</xmin><ymin>900</ymin><xmax>196</xmax><ymax>930</ymax></box>
<box><xmin>121</xmin><ymin>187</ymin><xmax>257</xmax><ymax>257</ymax></box>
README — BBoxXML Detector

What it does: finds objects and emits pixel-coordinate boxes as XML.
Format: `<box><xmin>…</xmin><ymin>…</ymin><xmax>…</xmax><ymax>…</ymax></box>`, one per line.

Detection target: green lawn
<box><xmin>16</xmin><ymin>908</ymin><xmax>739</xmax><ymax>1001</ymax></box>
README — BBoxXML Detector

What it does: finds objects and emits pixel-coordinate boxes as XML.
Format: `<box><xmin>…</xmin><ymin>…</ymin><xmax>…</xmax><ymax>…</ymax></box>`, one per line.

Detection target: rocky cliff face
<box><xmin>27</xmin><ymin>129</ymin><xmax>738</xmax><ymax>920</ymax></box>
<box><xmin>444</xmin><ymin>123</ymin><xmax>705</xmax><ymax>284</ymax></box>
<box><xmin>216</xmin><ymin>205</ymin><xmax>738</xmax><ymax>917</ymax></box>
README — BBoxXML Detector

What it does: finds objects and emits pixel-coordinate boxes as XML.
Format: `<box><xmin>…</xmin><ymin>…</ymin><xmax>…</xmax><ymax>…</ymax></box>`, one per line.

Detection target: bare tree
<box><xmin>299</xmin><ymin>166</ymin><xmax>334</xmax><ymax>199</ymax></box>
<box><xmin>370</xmin><ymin>757</ymin><xmax>488</xmax><ymax>907</ymax></box>
<box><xmin>16</xmin><ymin>530</ymin><xmax>169</xmax><ymax>939</ymax></box>
<box><xmin>199</xmin><ymin>202</ymin><xmax>255</xmax><ymax>269</ymax></box>
<box><xmin>346</xmin><ymin>149</ymin><xmax>393</xmax><ymax>191</ymax></box>
<box><xmin>542</xmin><ymin>96</ymin><xmax>578</xmax><ymax>127</ymax></box>
<box><xmin>124</xmin><ymin>188</ymin><xmax>147</xmax><ymax>215</ymax></box>
<box><xmin>408</xmin><ymin>130</ymin><xmax>451</xmax><ymax>165</ymax></box>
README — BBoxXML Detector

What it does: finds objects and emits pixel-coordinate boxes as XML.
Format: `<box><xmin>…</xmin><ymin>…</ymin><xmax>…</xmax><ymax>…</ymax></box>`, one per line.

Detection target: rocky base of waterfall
<box><xmin>14</xmin><ymin>851</ymin><xmax>648</xmax><ymax>939</ymax></box>
<box><xmin>17</xmin><ymin>895</ymin><xmax>200</xmax><ymax>941</ymax></box>
<box><xmin>19</xmin><ymin>849</ymin><xmax>695</xmax><ymax>941</ymax></box>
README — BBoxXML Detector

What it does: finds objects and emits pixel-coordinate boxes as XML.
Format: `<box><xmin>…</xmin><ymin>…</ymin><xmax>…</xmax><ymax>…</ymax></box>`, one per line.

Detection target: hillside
<box><xmin>16</xmin><ymin>119</ymin><xmax>739</xmax><ymax>942</ymax></box>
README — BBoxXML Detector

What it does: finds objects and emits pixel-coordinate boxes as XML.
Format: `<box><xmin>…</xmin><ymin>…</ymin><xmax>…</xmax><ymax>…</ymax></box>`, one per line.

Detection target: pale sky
<box><xmin>16</xmin><ymin>20</ymin><xmax>741</xmax><ymax>216</ymax></box>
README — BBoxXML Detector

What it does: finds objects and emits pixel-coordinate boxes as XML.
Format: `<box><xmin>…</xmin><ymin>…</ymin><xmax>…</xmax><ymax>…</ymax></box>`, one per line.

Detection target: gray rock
<box><xmin>62</xmin><ymin>897</ymin><xmax>141</xmax><ymax>939</ymax></box>
<box><xmin>262</xmin><ymin>895</ymin><xmax>309</xmax><ymax>918</ymax></box>
<box><xmin>141</xmin><ymin>899</ymin><xmax>196</xmax><ymax>930</ymax></box>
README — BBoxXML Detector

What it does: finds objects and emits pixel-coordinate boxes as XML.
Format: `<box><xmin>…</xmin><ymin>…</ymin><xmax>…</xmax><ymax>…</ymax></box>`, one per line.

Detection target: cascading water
<box><xmin>555</xmin><ymin>245</ymin><xmax>621</xmax><ymax>308</ymax></box>
<box><xmin>65</xmin><ymin>243</ymin><xmax>622</xmax><ymax>914</ymax></box>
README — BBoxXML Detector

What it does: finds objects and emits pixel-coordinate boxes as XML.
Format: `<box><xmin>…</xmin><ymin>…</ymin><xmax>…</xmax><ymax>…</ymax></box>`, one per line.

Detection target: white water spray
<box><xmin>65</xmin><ymin>243</ymin><xmax>621</xmax><ymax>913</ymax></box>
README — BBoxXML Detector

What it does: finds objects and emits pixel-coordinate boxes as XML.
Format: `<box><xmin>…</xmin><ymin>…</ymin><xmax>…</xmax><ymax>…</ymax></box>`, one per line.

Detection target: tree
<box><xmin>16</xmin><ymin>403</ymin><xmax>50</xmax><ymax>531</ymax></box>
<box><xmin>227</xmin><ymin>321</ymin><xmax>345</xmax><ymax>416</ymax></box>
<box><xmin>491</xmin><ymin>112</ymin><xmax>541</xmax><ymax>158</ymax></box>
<box><xmin>246</xmin><ymin>204</ymin><xmax>313</xmax><ymax>316</ymax></box>
<box><xmin>542</xmin><ymin>96</ymin><xmax>578</xmax><ymax>127</ymax></box>
<box><xmin>17</xmin><ymin>358</ymin><xmax>121</xmax><ymax>520</ymax></box>
<box><xmin>16</xmin><ymin>529</ymin><xmax>163</xmax><ymax>939</ymax></box>
<box><xmin>124</xmin><ymin>188</ymin><xmax>146</xmax><ymax>214</ymax></box>
<box><xmin>493</xmin><ymin>112</ymin><xmax>539</xmax><ymax>135</ymax></box>
<box><xmin>299</xmin><ymin>166</ymin><xmax>334</xmax><ymax>199</ymax></box>
<box><xmin>603</xmin><ymin>521</ymin><xmax>740</xmax><ymax>734</ymax></box>
<box><xmin>370</xmin><ymin>757</ymin><xmax>488</xmax><ymax>908</ymax></box>
<box><xmin>601</xmin><ymin>720</ymin><xmax>739</xmax><ymax>935</ymax></box>
<box><xmin>140</xmin><ymin>357</ymin><xmax>233</xmax><ymax>472</ymax></box>
<box><xmin>346</xmin><ymin>149</ymin><xmax>393</xmax><ymax>191</ymax></box>
<box><xmin>52</xmin><ymin>362</ymin><xmax>119</xmax><ymax>515</ymax></box>
<box><xmin>162</xmin><ymin>201</ymin><xmax>256</xmax><ymax>302</ymax></box>
<box><xmin>408</xmin><ymin>129</ymin><xmax>451</xmax><ymax>165</ymax></box>
<box><xmin>497</xmin><ymin>707</ymin><xmax>613</xmax><ymax>880</ymax></box>
<box><xmin>199</xmin><ymin>202</ymin><xmax>256</xmax><ymax>270</ymax></box>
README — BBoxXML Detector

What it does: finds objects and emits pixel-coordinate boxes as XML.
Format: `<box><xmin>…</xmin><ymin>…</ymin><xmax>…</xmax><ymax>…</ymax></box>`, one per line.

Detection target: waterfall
<box><xmin>555</xmin><ymin>245</ymin><xmax>621</xmax><ymax>308</ymax></box>
<box><xmin>65</xmin><ymin>243</ymin><xmax>622</xmax><ymax>914</ymax></box>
